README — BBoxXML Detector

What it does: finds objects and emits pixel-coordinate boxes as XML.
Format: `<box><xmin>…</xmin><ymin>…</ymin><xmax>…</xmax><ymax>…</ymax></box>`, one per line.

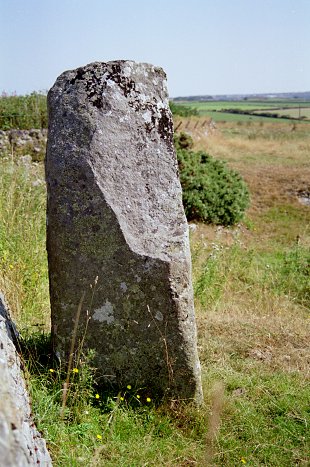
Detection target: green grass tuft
<box><xmin>0</xmin><ymin>155</ymin><xmax>49</xmax><ymax>329</ymax></box>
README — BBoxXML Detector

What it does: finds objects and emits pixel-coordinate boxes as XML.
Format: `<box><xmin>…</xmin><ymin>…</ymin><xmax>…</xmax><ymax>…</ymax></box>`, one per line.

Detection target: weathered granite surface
<box><xmin>0</xmin><ymin>294</ymin><xmax>52</xmax><ymax>466</ymax></box>
<box><xmin>46</xmin><ymin>61</ymin><xmax>202</xmax><ymax>401</ymax></box>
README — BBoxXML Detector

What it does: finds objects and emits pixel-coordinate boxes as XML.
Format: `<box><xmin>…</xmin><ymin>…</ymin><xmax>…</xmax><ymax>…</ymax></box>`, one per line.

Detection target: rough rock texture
<box><xmin>0</xmin><ymin>294</ymin><xmax>52</xmax><ymax>466</ymax></box>
<box><xmin>46</xmin><ymin>61</ymin><xmax>202</xmax><ymax>401</ymax></box>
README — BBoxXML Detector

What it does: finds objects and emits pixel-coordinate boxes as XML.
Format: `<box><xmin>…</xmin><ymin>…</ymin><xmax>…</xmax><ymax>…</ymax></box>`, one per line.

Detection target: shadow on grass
<box><xmin>18</xmin><ymin>331</ymin><xmax>54</xmax><ymax>375</ymax></box>
<box><xmin>18</xmin><ymin>331</ymin><xmax>166</xmax><ymax>410</ymax></box>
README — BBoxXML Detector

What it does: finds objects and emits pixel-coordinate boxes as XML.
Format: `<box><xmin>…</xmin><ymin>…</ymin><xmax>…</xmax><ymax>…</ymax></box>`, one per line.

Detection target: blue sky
<box><xmin>0</xmin><ymin>0</ymin><xmax>309</xmax><ymax>97</ymax></box>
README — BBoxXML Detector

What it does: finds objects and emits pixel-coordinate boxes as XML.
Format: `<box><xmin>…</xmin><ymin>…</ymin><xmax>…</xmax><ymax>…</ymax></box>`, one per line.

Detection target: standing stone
<box><xmin>0</xmin><ymin>294</ymin><xmax>52</xmax><ymax>466</ymax></box>
<box><xmin>46</xmin><ymin>61</ymin><xmax>202</xmax><ymax>402</ymax></box>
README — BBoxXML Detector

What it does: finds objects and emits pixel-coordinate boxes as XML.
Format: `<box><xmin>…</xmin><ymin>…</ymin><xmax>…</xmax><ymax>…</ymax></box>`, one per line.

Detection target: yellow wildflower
<box><xmin>49</xmin><ymin>368</ymin><xmax>55</xmax><ymax>373</ymax></box>
<box><xmin>127</xmin><ymin>385</ymin><xmax>132</xmax><ymax>390</ymax></box>
<box><xmin>96</xmin><ymin>434</ymin><xmax>102</xmax><ymax>440</ymax></box>
<box><xmin>72</xmin><ymin>368</ymin><xmax>79</xmax><ymax>373</ymax></box>
<box><xmin>95</xmin><ymin>394</ymin><xmax>100</xmax><ymax>399</ymax></box>
<box><xmin>120</xmin><ymin>396</ymin><xmax>124</xmax><ymax>401</ymax></box>
<box><xmin>241</xmin><ymin>458</ymin><xmax>246</xmax><ymax>464</ymax></box>
<box><xmin>146</xmin><ymin>397</ymin><xmax>151</xmax><ymax>403</ymax></box>
<box><xmin>136</xmin><ymin>395</ymin><xmax>140</xmax><ymax>399</ymax></box>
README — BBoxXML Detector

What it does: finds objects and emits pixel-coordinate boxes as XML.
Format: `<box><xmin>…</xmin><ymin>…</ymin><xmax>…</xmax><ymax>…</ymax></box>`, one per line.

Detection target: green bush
<box><xmin>174</xmin><ymin>131</ymin><xmax>194</xmax><ymax>150</ymax></box>
<box><xmin>175</xmin><ymin>134</ymin><xmax>250</xmax><ymax>225</ymax></box>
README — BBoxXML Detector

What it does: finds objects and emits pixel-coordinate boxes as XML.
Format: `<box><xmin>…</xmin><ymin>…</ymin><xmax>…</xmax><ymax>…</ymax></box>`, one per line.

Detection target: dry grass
<box><xmin>186</xmin><ymin>119</ymin><xmax>310</xmax><ymax>372</ymax></box>
<box><xmin>195</xmin><ymin>121</ymin><xmax>310</xmax><ymax>213</ymax></box>
<box><xmin>175</xmin><ymin>118</ymin><xmax>310</xmax><ymax>213</ymax></box>
<box><xmin>182</xmin><ymin>118</ymin><xmax>310</xmax><ymax>463</ymax></box>
<box><xmin>0</xmin><ymin>155</ymin><xmax>50</xmax><ymax>330</ymax></box>
<box><xmin>204</xmin><ymin>381</ymin><xmax>225</xmax><ymax>465</ymax></box>
<box><xmin>198</xmin><ymin>294</ymin><xmax>309</xmax><ymax>374</ymax></box>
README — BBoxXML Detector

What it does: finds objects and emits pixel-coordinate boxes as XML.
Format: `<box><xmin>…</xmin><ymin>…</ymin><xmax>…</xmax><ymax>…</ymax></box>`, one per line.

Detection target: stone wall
<box><xmin>0</xmin><ymin>294</ymin><xmax>52</xmax><ymax>466</ymax></box>
<box><xmin>0</xmin><ymin>129</ymin><xmax>47</xmax><ymax>161</ymax></box>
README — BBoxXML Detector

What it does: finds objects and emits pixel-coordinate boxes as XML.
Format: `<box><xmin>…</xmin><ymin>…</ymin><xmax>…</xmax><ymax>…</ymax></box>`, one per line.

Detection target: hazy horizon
<box><xmin>172</xmin><ymin>90</ymin><xmax>310</xmax><ymax>99</ymax></box>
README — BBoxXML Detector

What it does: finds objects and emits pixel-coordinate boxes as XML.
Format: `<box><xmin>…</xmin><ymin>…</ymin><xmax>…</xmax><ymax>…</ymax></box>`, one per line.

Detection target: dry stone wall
<box><xmin>0</xmin><ymin>129</ymin><xmax>47</xmax><ymax>161</ymax></box>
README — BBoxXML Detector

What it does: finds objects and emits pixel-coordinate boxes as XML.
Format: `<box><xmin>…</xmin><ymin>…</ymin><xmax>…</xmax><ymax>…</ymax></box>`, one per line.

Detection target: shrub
<box><xmin>175</xmin><ymin>135</ymin><xmax>250</xmax><ymax>225</ymax></box>
<box><xmin>174</xmin><ymin>131</ymin><xmax>194</xmax><ymax>150</ymax></box>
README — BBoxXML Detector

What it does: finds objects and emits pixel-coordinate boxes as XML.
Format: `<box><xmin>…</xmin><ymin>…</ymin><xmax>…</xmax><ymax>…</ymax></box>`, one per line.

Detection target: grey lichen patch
<box><xmin>93</xmin><ymin>301</ymin><xmax>114</xmax><ymax>324</ymax></box>
<box><xmin>60</xmin><ymin>61</ymin><xmax>173</xmax><ymax>148</ymax></box>
<box><xmin>155</xmin><ymin>311</ymin><xmax>164</xmax><ymax>321</ymax></box>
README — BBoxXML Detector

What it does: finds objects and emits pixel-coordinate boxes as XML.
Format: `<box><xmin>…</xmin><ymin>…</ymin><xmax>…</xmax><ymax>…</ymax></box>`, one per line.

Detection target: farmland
<box><xmin>173</xmin><ymin>99</ymin><xmax>310</xmax><ymax>122</ymax></box>
<box><xmin>252</xmin><ymin>107</ymin><xmax>310</xmax><ymax>119</ymax></box>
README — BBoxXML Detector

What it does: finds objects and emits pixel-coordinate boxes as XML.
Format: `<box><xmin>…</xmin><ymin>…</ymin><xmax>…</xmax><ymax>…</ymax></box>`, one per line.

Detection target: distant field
<box><xmin>253</xmin><ymin>107</ymin><xmax>310</xmax><ymax>119</ymax></box>
<box><xmin>189</xmin><ymin>110</ymin><xmax>281</xmax><ymax>123</ymax></box>
<box><xmin>174</xmin><ymin>100</ymin><xmax>310</xmax><ymax>122</ymax></box>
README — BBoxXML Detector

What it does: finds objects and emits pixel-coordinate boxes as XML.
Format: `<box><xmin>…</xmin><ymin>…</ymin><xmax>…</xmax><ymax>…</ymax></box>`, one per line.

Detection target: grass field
<box><xmin>174</xmin><ymin>100</ymin><xmax>310</xmax><ymax>122</ymax></box>
<box><xmin>0</xmin><ymin>118</ymin><xmax>309</xmax><ymax>465</ymax></box>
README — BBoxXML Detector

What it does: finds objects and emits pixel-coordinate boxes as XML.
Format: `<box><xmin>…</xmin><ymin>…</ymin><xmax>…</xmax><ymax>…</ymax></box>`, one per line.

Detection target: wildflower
<box><xmin>136</xmin><ymin>395</ymin><xmax>140</xmax><ymax>399</ymax></box>
<box><xmin>146</xmin><ymin>397</ymin><xmax>151</xmax><ymax>403</ymax></box>
<box><xmin>96</xmin><ymin>434</ymin><xmax>102</xmax><ymax>440</ymax></box>
<box><xmin>72</xmin><ymin>368</ymin><xmax>79</xmax><ymax>373</ymax></box>
<box><xmin>49</xmin><ymin>369</ymin><xmax>55</xmax><ymax>373</ymax></box>
<box><xmin>120</xmin><ymin>396</ymin><xmax>124</xmax><ymax>401</ymax></box>
<box><xmin>241</xmin><ymin>458</ymin><xmax>247</xmax><ymax>464</ymax></box>
<box><xmin>127</xmin><ymin>385</ymin><xmax>132</xmax><ymax>390</ymax></box>
<box><xmin>95</xmin><ymin>394</ymin><xmax>100</xmax><ymax>399</ymax></box>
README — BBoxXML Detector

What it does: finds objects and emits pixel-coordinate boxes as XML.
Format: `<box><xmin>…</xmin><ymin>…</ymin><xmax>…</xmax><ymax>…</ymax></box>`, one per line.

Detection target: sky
<box><xmin>0</xmin><ymin>0</ymin><xmax>309</xmax><ymax>97</ymax></box>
